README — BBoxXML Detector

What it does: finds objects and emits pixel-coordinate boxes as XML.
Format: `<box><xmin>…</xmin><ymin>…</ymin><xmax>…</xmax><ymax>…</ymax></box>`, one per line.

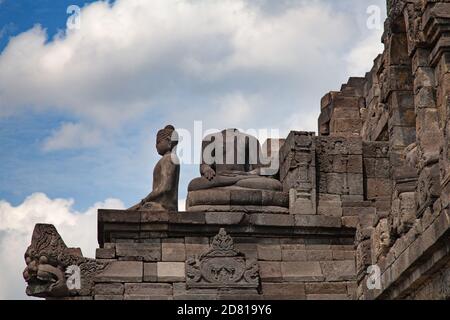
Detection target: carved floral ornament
<box><xmin>186</xmin><ymin>229</ymin><xmax>260</xmax><ymax>289</ymax></box>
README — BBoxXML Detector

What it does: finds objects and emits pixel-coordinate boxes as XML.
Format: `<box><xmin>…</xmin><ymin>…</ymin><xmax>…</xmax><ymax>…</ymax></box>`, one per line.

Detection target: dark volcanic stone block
<box><xmin>294</xmin><ymin>215</ymin><xmax>342</xmax><ymax>228</ymax></box>
<box><xmin>144</xmin><ymin>263</ymin><xmax>157</xmax><ymax>282</ymax></box>
<box><xmin>281</xmin><ymin>261</ymin><xmax>324</xmax><ymax>281</ymax></box>
<box><xmin>162</xmin><ymin>239</ymin><xmax>186</xmax><ymax>262</ymax></box>
<box><xmin>205</xmin><ymin>212</ymin><xmax>246</xmax><ymax>225</ymax></box>
<box><xmin>96</xmin><ymin>248</ymin><xmax>115</xmax><ymax>259</ymax></box>
<box><xmin>95</xmin><ymin>261</ymin><xmax>143</xmax><ymax>283</ymax></box>
<box><xmin>116</xmin><ymin>243</ymin><xmax>161</xmax><ymax>262</ymax></box>
<box><xmin>95</xmin><ymin>283</ymin><xmax>124</xmax><ymax>295</ymax></box>
<box><xmin>261</xmin><ymin>283</ymin><xmax>306</xmax><ymax>299</ymax></box>
<box><xmin>124</xmin><ymin>283</ymin><xmax>173</xmax><ymax>299</ymax></box>
<box><xmin>250</xmin><ymin>214</ymin><xmax>294</xmax><ymax>227</ymax></box>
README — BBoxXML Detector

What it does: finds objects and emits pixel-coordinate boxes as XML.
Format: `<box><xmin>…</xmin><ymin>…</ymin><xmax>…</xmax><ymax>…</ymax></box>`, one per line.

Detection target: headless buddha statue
<box><xmin>188</xmin><ymin>129</ymin><xmax>282</xmax><ymax>192</ymax></box>
<box><xmin>129</xmin><ymin>125</ymin><xmax>180</xmax><ymax>212</ymax></box>
<box><xmin>186</xmin><ymin>129</ymin><xmax>287</xmax><ymax>212</ymax></box>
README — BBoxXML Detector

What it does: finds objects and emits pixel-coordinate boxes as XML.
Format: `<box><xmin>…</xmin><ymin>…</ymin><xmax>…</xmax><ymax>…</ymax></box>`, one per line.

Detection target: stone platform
<box><xmin>93</xmin><ymin>210</ymin><xmax>357</xmax><ymax>300</ymax></box>
<box><xmin>186</xmin><ymin>189</ymin><xmax>289</xmax><ymax>213</ymax></box>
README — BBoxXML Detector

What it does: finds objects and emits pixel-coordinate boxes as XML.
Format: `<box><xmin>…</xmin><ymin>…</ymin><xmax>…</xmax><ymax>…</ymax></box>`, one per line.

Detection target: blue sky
<box><xmin>0</xmin><ymin>0</ymin><xmax>386</xmax><ymax>210</ymax></box>
<box><xmin>0</xmin><ymin>0</ymin><xmax>386</xmax><ymax>299</ymax></box>
<box><xmin>0</xmin><ymin>1</ymin><xmax>100</xmax><ymax>51</ymax></box>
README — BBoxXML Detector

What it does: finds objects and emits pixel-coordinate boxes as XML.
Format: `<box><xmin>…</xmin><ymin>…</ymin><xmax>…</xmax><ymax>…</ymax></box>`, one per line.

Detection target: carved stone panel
<box><xmin>185</xmin><ymin>229</ymin><xmax>259</xmax><ymax>289</ymax></box>
<box><xmin>23</xmin><ymin>224</ymin><xmax>108</xmax><ymax>298</ymax></box>
<box><xmin>280</xmin><ymin>132</ymin><xmax>317</xmax><ymax>215</ymax></box>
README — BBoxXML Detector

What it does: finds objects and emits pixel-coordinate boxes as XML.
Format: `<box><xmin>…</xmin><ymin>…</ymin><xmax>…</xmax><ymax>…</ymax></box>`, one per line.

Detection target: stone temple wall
<box><xmin>317</xmin><ymin>0</ymin><xmax>450</xmax><ymax>300</ymax></box>
<box><xmin>22</xmin><ymin>0</ymin><xmax>450</xmax><ymax>300</ymax></box>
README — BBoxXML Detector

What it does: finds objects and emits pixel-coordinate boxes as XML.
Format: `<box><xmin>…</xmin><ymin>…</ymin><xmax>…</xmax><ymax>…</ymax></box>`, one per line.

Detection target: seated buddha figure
<box><xmin>129</xmin><ymin>125</ymin><xmax>180</xmax><ymax>212</ymax></box>
<box><xmin>186</xmin><ymin>129</ymin><xmax>288</xmax><ymax>213</ymax></box>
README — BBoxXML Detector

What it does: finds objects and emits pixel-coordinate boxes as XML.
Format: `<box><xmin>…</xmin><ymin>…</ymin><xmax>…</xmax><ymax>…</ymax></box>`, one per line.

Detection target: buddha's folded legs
<box><xmin>188</xmin><ymin>174</ymin><xmax>283</xmax><ymax>192</ymax></box>
<box><xmin>188</xmin><ymin>175</ymin><xmax>248</xmax><ymax>191</ymax></box>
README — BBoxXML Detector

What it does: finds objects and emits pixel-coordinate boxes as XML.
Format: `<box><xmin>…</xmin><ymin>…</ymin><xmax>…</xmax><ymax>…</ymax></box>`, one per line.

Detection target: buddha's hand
<box><xmin>202</xmin><ymin>166</ymin><xmax>216</xmax><ymax>181</ymax></box>
<box><xmin>248</xmin><ymin>168</ymin><xmax>261</xmax><ymax>175</ymax></box>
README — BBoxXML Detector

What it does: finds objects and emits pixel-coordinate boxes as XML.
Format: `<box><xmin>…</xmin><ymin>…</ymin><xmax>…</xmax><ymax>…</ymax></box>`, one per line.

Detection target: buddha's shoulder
<box><xmin>160</xmin><ymin>153</ymin><xmax>180</xmax><ymax>166</ymax></box>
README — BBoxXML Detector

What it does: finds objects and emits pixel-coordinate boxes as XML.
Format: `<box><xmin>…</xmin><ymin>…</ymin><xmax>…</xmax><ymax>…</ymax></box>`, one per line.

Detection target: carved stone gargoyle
<box><xmin>23</xmin><ymin>224</ymin><xmax>108</xmax><ymax>298</ymax></box>
<box><xmin>185</xmin><ymin>228</ymin><xmax>260</xmax><ymax>289</ymax></box>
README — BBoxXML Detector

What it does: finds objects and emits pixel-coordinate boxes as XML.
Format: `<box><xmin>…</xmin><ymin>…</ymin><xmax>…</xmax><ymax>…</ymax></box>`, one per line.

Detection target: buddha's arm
<box><xmin>200</xmin><ymin>139</ymin><xmax>216</xmax><ymax>180</ymax></box>
<box><xmin>143</xmin><ymin>159</ymin><xmax>178</xmax><ymax>202</ymax></box>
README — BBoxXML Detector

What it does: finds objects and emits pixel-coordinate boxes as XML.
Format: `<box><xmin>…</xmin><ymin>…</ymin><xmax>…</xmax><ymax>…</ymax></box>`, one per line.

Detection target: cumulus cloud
<box><xmin>346</xmin><ymin>29</ymin><xmax>384</xmax><ymax>76</ymax></box>
<box><xmin>178</xmin><ymin>199</ymin><xmax>186</xmax><ymax>212</ymax></box>
<box><xmin>0</xmin><ymin>0</ymin><xmax>367</xmax><ymax>150</ymax></box>
<box><xmin>0</xmin><ymin>193</ymin><xmax>124</xmax><ymax>300</ymax></box>
<box><xmin>42</xmin><ymin>122</ymin><xmax>104</xmax><ymax>151</ymax></box>
<box><xmin>207</xmin><ymin>92</ymin><xmax>262</xmax><ymax>129</ymax></box>
<box><xmin>0</xmin><ymin>0</ymin><xmax>389</xmax><ymax>300</ymax></box>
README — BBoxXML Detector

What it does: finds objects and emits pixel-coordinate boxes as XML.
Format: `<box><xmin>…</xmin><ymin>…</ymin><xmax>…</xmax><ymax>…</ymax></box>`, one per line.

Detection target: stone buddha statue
<box><xmin>186</xmin><ymin>129</ymin><xmax>288</xmax><ymax>213</ymax></box>
<box><xmin>129</xmin><ymin>125</ymin><xmax>180</xmax><ymax>212</ymax></box>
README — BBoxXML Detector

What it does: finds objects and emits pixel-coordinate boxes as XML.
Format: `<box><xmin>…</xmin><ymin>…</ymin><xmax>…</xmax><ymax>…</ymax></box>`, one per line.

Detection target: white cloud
<box><xmin>211</xmin><ymin>92</ymin><xmax>261</xmax><ymax>128</ymax></box>
<box><xmin>178</xmin><ymin>199</ymin><xmax>186</xmax><ymax>212</ymax></box>
<box><xmin>0</xmin><ymin>0</ymin><xmax>359</xmax><ymax>149</ymax></box>
<box><xmin>0</xmin><ymin>193</ymin><xmax>124</xmax><ymax>300</ymax></box>
<box><xmin>43</xmin><ymin>122</ymin><xmax>104</xmax><ymax>151</ymax></box>
<box><xmin>346</xmin><ymin>29</ymin><xmax>384</xmax><ymax>76</ymax></box>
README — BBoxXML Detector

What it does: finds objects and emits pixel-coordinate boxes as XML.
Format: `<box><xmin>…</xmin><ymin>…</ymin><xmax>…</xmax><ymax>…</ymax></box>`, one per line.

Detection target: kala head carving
<box><xmin>23</xmin><ymin>224</ymin><xmax>71</xmax><ymax>297</ymax></box>
<box><xmin>23</xmin><ymin>224</ymin><xmax>107</xmax><ymax>298</ymax></box>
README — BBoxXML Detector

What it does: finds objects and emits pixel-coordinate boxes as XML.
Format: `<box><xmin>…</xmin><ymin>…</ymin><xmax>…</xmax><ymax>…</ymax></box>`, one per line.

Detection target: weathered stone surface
<box><xmin>185</xmin><ymin>237</ymin><xmax>210</xmax><ymax>258</ymax></box>
<box><xmin>261</xmin><ymin>283</ymin><xmax>306</xmax><ymax>299</ymax></box>
<box><xmin>281</xmin><ymin>244</ymin><xmax>307</xmax><ymax>262</ymax></box>
<box><xmin>295</xmin><ymin>215</ymin><xmax>342</xmax><ymax>228</ymax></box>
<box><xmin>95</xmin><ymin>295</ymin><xmax>124</xmax><ymax>300</ymax></box>
<box><xmin>257</xmin><ymin>243</ymin><xmax>282</xmax><ymax>261</ymax></box>
<box><xmin>317</xmin><ymin>201</ymin><xmax>343</xmax><ymax>217</ymax></box>
<box><xmin>186</xmin><ymin>229</ymin><xmax>260</xmax><ymax>289</ymax></box>
<box><xmin>96</xmin><ymin>248</ymin><xmax>115</xmax><ymax>259</ymax></box>
<box><xmin>250</xmin><ymin>214</ymin><xmax>294</xmax><ymax>227</ymax></box>
<box><xmin>332</xmin><ymin>250</ymin><xmax>355</xmax><ymax>261</ymax></box>
<box><xmin>124</xmin><ymin>283</ymin><xmax>173</xmax><ymax>299</ymax></box>
<box><xmin>320</xmin><ymin>261</ymin><xmax>356</xmax><ymax>281</ymax></box>
<box><xmin>259</xmin><ymin>262</ymin><xmax>282</xmax><ymax>282</ymax></box>
<box><xmin>143</xmin><ymin>263</ymin><xmax>157</xmax><ymax>282</ymax></box>
<box><xmin>157</xmin><ymin>262</ymin><xmax>185</xmax><ymax>282</ymax></box>
<box><xmin>306</xmin><ymin>293</ymin><xmax>350</xmax><ymax>300</ymax></box>
<box><xmin>205</xmin><ymin>212</ymin><xmax>246</xmax><ymax>225</ymax></box>
<box><xmin>372</xmin><ymin>218</ymin><xmax>392</xmax><ymax>261</ymax></box>
<box><xmin>305</xmin><ymin>282</ymin><xmax>348</xmax><ymax>294</ymax></box>
<box><xmin>234</xmin><ymin>241</ymin><xmax>258</xmax><ymax>260</ymax></box>
<box><xmin>94</xmin><ymin>283</ymin><xmax>124</xmax><ymax>295</ymax></box>
<box><xmin>342</xmin><ymin>216</ymin><xmax>359</xmax><ymax>228</ymax></box>
<box><xmin>116</xmin><ymin>243</ymin><xmax>161</xmax><ymax>262</ymax></box>
<box><xmin>307</xmin><ymin>250</ymin><xmax>333</xmax><ymax>261</ymax></box>
<box><xmin>24</xmin><ymin>224</ymin><xmax>110</xmax><ymax>298</ymax></box>
<box><xmin>281</xmin><ymin>261</ymin><xmax>324</xmax><ymax>281</ymax></box>
<box><xmin>162</xmin><ymin>239</ymin><xmax>185</xmax><ymax>262</ymax></box>
<box><xmin>95</xmin><ymin>261</ymin><xmax>143</xmax><ymax>283</ymax></box>
<box><xmin>366</xmin><ymin>178</ymin><xmax>392</xmax><ymax>199</ymax></box>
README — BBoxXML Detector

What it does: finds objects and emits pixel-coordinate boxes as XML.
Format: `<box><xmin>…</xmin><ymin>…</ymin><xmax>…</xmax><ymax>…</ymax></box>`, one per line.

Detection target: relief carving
<box><xmin>185</xmin><ymin>229</ymin><xmax>259</xmax><ymax>289</ymax></box>
<box><xmin>288</xmin><ymin>132</ymin><xmax>316</xmax><ymax>215</ymax></box>
<box><xmin>23</xmin><ymin>224</ymin><xmax>107</xmax><ymax>298</ymax></box>
<box><xmin>404</xmin><ymin>3</ymin><xmax>425</xmax><ymax>54</ymax></box>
